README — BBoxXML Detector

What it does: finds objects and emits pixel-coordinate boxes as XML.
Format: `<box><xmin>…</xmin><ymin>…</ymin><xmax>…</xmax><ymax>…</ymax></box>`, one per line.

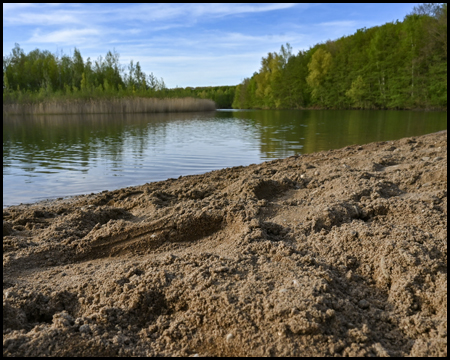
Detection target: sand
<box><xmin>3</xmin><ymin>130</ymin><xmax>447</xmax><ymax>357</ymax></box>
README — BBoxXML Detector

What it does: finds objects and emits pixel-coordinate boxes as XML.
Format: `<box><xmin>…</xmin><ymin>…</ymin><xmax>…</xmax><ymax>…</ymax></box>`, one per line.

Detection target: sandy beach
<box><xmin>3</xmin><ymin>130</ymin><xmax>447</xmax><ymax>356</ymax></box>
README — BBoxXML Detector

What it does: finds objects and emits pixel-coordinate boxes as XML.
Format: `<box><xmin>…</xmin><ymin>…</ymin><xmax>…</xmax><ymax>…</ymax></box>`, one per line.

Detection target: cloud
<box><xmin>116</xmin><ymin>30</ymin><xmax>302</xmax><ymax>54</ymax></box>
<box><xmin>4</xmin><ymin>3</ymin><xmax>302</xmax><ymax>32</ymax></box>
<box><xmin>3</xmin><ymin>3</ymin><xmax>35</xmax><ymax>11</ymax></box>
<box><xmin>115</xmin><ymin>3</ymin><xmax>299</xmax><ymax>22</ymax></box>
<box><xmin>127</xmin><ymin>53</ymin><xmax>262</xmax><ymax>87</ymax></box>
<box><xmin>188</xmin><ymin>3</ymin><xmax>299</xmax><ymax>17</ymax></box>
<box><xmin>12</xmin><ymin>12</ymin><xmax>83</xmax><ymax>25</ymax></box>
<box><xmin>317</xmin><ymin>20</ymin><xmax>357</xmax><ymax>27</ymax></box>
<box><xmin>211</xmin><ymin>32</ymin><xmax>300</xmax><ymax>49</ymax></box>
<box><xmin>28</xmin><ymin>28</ymin><xmax>101</xmax><ymax>45</ymax></box>
<box><xmin>124</xmin><ymin>53</ymin><xmax>261</xmax><ymax>64</ymax></box>
<box><xmin>3</xmin><ymin>4</ymin><xmax>87</xmax><ymax>26</ymax></box>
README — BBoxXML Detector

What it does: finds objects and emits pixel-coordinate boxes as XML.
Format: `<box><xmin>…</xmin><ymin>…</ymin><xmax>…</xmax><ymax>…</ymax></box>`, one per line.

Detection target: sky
<box><xmin>3</xmin><ymin>3</ymin><xmax>420</xmax><ymax>88</ymax></box>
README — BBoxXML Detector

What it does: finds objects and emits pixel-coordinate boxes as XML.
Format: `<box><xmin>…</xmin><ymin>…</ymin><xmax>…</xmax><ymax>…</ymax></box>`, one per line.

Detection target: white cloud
<box><xmin>124</xmin><ymin>53</ymin><xmax>261</xmax><ymax>64</ymax></box>
<box><xmin>14</xmin><ymin>12</ymin><xmax>83</xmax><ymax>25</ymax></box>
<box><xmin>3</xmin><ymin>3</ymin><xmax>35</xmax><ymax>11</ymax></box>
<box><xmin>28</xmin><ymin>28</ymin><xmax>101</xmax><ymax>45</ymax></box>
<box><xmin>3</xmin><ymin>3</ymin><xmax>301</xmax><ymax>32</ymax></box>
<box><xmin>114</xmin><ymin>3</ymin><xmax>300</xmax><ymax>22</ymax></box>
<box><xmin>116</xmin><ymin>30</ymin><xmax>302</xmax><ymax>54</ymax></box>
<box><xmin>189</xmin><ymin>3</ymin><xmax>299</xmax><ymax>17</ymax></box>
<box><xmin>132</xmin><ymin>53</ymin><xmax>262</xmax><ymax>87</ymax></box>
<box><xmin>317</xmin><ymin>21</ymin><xmax>357</xmax><ymax>27</ymax></box>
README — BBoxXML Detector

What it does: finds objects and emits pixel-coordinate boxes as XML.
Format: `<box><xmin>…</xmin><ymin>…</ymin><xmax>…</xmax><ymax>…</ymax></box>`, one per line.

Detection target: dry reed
<box><xmin>2</xmin><ymin>97</ymin><xmax>216</xmax><ymax>115</ymax></box>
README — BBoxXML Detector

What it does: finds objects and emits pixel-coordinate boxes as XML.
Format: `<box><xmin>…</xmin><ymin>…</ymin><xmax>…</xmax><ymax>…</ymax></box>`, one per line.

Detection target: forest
<box><xmin>232</xmin><ymin>3</ymin><xmax>447</xmax><ymax>110</ymax></box>
<box><xmin>3</xmin><ymin>46</ymin><xmax>235</xmax><ymax>109</ymax></box>
<box><xmin>3</xmin><ymin>4</ymin><xmax>446</xmax><ymax>111</ymax></box>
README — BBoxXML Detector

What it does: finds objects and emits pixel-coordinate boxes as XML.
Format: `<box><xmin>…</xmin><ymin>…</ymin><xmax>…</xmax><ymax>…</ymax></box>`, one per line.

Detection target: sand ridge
<box><xmin>3</xmin><ymin>130</ymin><xmax>447</xmax><ymax>356</ymax></box>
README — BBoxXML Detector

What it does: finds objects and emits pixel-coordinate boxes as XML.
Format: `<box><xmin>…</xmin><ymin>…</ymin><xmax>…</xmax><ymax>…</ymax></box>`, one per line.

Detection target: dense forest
<box><xmin>232</xmin><ymin>3</ymin><xmax>447</xmax><ymax>110</ymax></box>
<box><xmin>3</xmin><ymin>46</ymin><xmax>235</xmax><ymax>109</ymax></box>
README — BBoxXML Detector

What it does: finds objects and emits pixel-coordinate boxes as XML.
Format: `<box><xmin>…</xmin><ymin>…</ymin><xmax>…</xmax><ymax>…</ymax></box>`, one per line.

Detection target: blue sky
<box><xmin>3</xmin><ymin>3</ymin><xmax>420</xmax><ymax>88</ymax></box>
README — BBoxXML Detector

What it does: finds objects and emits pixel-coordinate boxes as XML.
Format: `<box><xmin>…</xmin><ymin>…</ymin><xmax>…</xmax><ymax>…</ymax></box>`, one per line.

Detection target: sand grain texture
<box><xmin>3</xmin><ymin>131</ymin><xmax>447</xmax><ymax>356</ymax></box>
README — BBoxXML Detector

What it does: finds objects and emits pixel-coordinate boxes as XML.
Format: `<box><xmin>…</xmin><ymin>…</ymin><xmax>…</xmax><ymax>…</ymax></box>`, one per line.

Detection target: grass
<box><xmin>2</xmin><ymin>97</ymin><xmax>216</xmax><ymax>115</ymax></box>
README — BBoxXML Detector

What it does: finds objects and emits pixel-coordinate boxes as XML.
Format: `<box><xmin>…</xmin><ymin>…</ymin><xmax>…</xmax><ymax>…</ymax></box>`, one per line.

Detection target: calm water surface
<box><xmin>3</xmin><ymin>109</ymin><xmax>447</xmax><ymax>207</ymax></box>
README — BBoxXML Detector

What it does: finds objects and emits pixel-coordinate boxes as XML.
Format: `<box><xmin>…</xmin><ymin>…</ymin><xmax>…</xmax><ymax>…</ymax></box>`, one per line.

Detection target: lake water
<box><xmin>3</xmin><ymin>109</ymin><xmax>447</xmax><ymax>207</ymax></box>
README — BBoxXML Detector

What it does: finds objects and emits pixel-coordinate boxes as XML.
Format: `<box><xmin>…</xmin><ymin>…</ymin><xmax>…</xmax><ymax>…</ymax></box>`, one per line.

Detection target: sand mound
<box><xmin>3</xmin><ymin>131</ymin><xmax>447</xmax><ymax>356</ymax></box>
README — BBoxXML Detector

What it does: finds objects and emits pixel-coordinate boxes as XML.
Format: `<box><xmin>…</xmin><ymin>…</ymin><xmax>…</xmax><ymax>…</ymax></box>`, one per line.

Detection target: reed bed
<box><xmin>3</xmin><ymin>97</ymin><xmax>216</xmax><ymax>115</ymax></box>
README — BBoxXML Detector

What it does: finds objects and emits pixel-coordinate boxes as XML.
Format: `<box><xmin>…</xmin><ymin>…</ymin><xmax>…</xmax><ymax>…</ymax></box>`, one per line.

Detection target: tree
<box><xmin>134</xmin><ymin>61</ymin><xmax>146</xmax><ymax>90</ymax></box>
<box><xmin>279</xmin><ymin>43</ymin><xmax>293</xmax><ymax>68</ymax></box>
<box><xmin>410</xmin><ymin>3</ymin><xmax>442</xmax><ymax>17</ymax></box>
<box><xmin>72</xmin><ymin>48</ymin><xmax>84</xmax><ymax>89</ymax></box>
<box><xmin>4</xmin><ymin>72</ymin><xmax>10</xmax><ymax>91</ymax></box>
<box><xmin>147</xmin><ymin>72</ymin><xmax>159</xmax><ymax>91</ymax></box>
<box><xmin>306</xmin><ymin>48</ymin><xmax>332</xmax><ymax>103</ymax></box>
<box><xmin>346</xmin><ymin>75</ymin><xmax>368</xmax><ymax>108</ymax></box>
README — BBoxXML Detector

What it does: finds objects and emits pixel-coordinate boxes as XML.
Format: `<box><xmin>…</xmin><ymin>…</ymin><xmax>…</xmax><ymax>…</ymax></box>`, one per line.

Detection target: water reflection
<box><xmin>223</xmin><ymin>109</ymin><xmax>447</xmax><ymax>158</ymax></box>
<box><xmin>3</xmin><ymin>110</ymin><xmax>447</xmax><ymax>206</ymax></box>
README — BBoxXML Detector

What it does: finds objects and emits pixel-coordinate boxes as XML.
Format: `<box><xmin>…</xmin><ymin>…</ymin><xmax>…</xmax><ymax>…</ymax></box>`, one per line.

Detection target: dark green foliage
<box><xmin>156</xmin><ymin>86</ymin><xmax>236</xmax><ymax>109</ymax></box>
<box><xmin>3</xmin><ymin>46</ymin><xmax>236</xmax><ymax>108</ymax></box>
<box><xmin>232</xmin><ymin>4</ymin><xmax>447</xmax><ymax>110</ymax></box>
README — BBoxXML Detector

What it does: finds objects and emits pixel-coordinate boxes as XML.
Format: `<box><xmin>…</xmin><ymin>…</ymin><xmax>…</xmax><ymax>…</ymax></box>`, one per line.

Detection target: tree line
<box><xmin>232</xmin><ymin>3</ymin><xmax>447</xmax><ymax>110</ymax></box>
<box><xmin>3</xmin><ymin>46</ymin><xmax>235</xmax><ymax>108</ymax></box>
<box><xmin>158</xmin><ymin>86</ymin><xmax>235</xmax><ymax>109</ymax></box>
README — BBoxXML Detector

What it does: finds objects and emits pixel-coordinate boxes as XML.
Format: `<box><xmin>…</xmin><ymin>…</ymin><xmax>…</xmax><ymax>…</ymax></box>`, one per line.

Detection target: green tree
<box><xmin>72</xmin><ymin>48</ymin><xmax>84</xmax><ymax>89</ymax></box>
<box><xmin>306</xmin><ymin>48</ymin><xmax>332</xmax><ymax>104</ymax></box>
<box><xmin>346</xmin><ymin>75</ymin><xmax>368</xmax><ymax>108</ymax></box>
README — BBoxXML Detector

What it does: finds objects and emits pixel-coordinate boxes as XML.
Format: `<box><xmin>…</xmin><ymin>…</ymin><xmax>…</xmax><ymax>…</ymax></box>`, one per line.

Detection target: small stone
<box><xmin>79</xmin><ymin>324</ymin><xmax>91</xmax><ymax>333</ymax></box>
<box><xmin>226</xmin><ymin>333</ymin><xmax>233</xmax><ymax>342</ymax></box>
<box><xmin>3</xmin><ymin>221</ymin><xmax>13</xmax><ymax>236</ymax></box>
<box><xmin>421</xmin><ymin>156</ymin><xmax>430</xmax><ymax>161</ymax></box>
<box><xmin>345</xmin><ymin>270</ymin><xmax>353</xmax><ymax>281</ymax></box>
<box><xmin>279</xmin><ymin>288</ymin><xmax>288</xmax><ymax>293</ymax></box>
<box><xmin>249</xmin><ymin>218</ymin><xmax>260</xmax><ymax>229</ymax></box>
<box><xmin>358</xmin><ymin>299</ymin><xmax>370</xmax><ymax>309</ymax></box>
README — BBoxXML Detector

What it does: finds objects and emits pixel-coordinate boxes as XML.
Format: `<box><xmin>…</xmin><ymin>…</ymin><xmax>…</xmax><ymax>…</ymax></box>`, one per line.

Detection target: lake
<box><xmin>3</xmin><ymin>109</ymin><xmax>447</xmax><ymax>207</ymax></box>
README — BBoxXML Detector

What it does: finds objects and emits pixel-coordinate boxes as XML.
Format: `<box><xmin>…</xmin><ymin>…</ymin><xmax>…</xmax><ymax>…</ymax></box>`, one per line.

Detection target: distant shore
<box><xmin>2</xmin><ymin>97</ymin><xmax>216</xmax><ymax>115</ymax></box>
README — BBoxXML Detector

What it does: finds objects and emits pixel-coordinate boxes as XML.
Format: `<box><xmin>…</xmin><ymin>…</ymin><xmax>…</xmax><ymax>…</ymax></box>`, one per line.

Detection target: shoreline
<box><xmin>3</xmin><ymin>130</ymin><xmax>447</xmax><ymax>356</ymax></box>
<box><xmin>2</xmin><ymin>97</ymin><xmax>216</xmax><ymax>116</ymax></box>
